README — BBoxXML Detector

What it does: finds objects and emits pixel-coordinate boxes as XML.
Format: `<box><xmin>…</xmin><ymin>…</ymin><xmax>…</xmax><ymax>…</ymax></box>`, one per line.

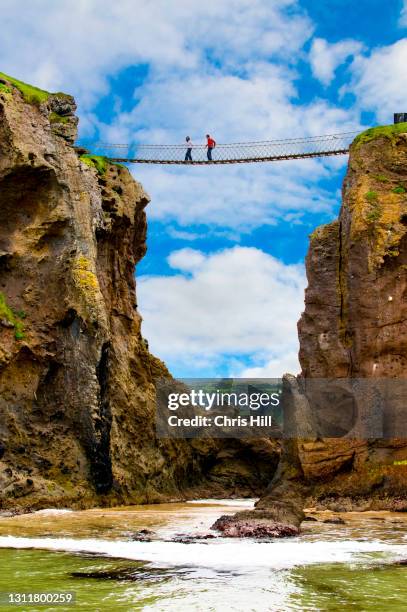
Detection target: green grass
<box><xmin>365</xmin><ymin>190</ymin><xmax>378</xmax><ymax>203</ymax></box>
<box><xmin>0</xmin><ymin>82</ymin><xmax>11</xmax><ymax>95</ymax></box>
<box><xmin>80</xmin><ymin>154</ymin><xmax>109</xmax><ymax>175</ymax></box>
<box><xmin>0</xmin><ymin>72</ymin><xmax>50</xmax><ymax>105</ymax></box>
<box><xmin>0</xmin><ymin>72</ymin><xmax>69</xmax><ymax>106</ymax></box>
<box><xmin>113</xmin><ymin>162</ymin><xmax>126</xmax><ymax>170</ymax></box>
<box><xmin>371</xmin><ymin>174</ymin><xmax>390</xmax><ymax>183</ymax></box>
<box><xmin>366</xmin><ymin>207</ymin><xmax>381</xmax><ymax>223</ymax></box>
<box><xmin>353</xmin><ymin>122</ymin><xmax>407</xmax><ymax>148</ymax></box>
<box><xmin>49</xmin><ymin>112</ymin><xmax>69</xmax><ymax>124</ymax></box>
<box><xmin>392</xmin><ymin>185</ymin><xmax>406</xmax><ymax>194</ymax></box>
<box><xmin>0</xmin><ymin>292</ymin><xmax>25</xmax><ymax>340</ymax></box>
<box><xmin>80</xmin><ymin>154</ymin><xmax>125</xmax><ymax>175</ymax></box>
<box><xmin>364</xmin><ymin>191</ymin><xmax>382</xmax><ymax>223</ymax></box>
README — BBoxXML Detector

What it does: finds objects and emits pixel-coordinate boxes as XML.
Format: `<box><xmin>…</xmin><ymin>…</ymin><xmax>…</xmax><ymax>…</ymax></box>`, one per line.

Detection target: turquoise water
<box><xmin>290</xmin><ymin>562</ymin><xmax>407</xmax><ymax>611</ymax></box>
<box><xmin>0</xmin><ymin>501</ymin><xmax>406</xmax><ymax>611</ymax></box>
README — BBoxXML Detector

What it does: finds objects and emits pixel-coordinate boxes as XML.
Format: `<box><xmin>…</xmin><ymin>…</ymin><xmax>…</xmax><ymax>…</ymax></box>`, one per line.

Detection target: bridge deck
<box><xmin>79</xmin><ymin>131</ymin><xmax>359</xmax><ymax>165</ymax></box>
<box><xmin>109</xmin><ymin>149</ymin><xmax>349</xmax><ymax>165</ymax></box>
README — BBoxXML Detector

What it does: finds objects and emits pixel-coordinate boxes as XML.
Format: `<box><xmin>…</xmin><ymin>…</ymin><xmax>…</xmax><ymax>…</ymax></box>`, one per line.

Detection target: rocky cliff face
<box><xmin>299</xmin><ymin>126</ymin><xmax>407</xmax><ymax>380</ymax></box>
<box><xmin>0</xmin><ymin>75</ymin><xmax>279</xmax><ymax>510</ymax></box>
<box><xmin>225</xmin><ymin>125</ymin><xmax>407</xmax><ymax>537</ymax></box>
<box><xmin>281</xmin><ymin>125</ymin><xmax>407</xmax><ymax>511</ymax></box>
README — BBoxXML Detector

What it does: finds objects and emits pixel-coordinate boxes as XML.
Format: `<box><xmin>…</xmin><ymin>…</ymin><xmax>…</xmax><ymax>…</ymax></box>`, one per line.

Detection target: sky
<box><xmin>1</xmin><ymin>0</ymin><xmax>406</xmax><ymax>377</ymax></box>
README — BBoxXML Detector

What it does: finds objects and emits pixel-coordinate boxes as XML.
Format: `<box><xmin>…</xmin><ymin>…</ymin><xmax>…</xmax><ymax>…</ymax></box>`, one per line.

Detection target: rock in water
<box><xmin>211</xmin><ymin>511</ymin><xmax>299</xmax><ymax>538</ymax></box>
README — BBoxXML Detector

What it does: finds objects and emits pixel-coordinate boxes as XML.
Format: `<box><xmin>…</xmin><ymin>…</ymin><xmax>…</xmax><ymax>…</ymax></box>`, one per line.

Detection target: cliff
<box><xmin>299</xmin><ymin>123</ymin><xmax>407</xmax><ymax>380</ymax></box>
<box><xmin>273</xmin><ymin>124</ymin><xmax>407</xmax><ymax>514</ymax></box>
<box><xmin>217</xmin><ymin>124</ymin><xmax>407</xmax><ymax>537</ymax></box>
<box><xmin>0</xmin><ymin>74</ymin><xmax>279</xmax><ymax>510</ymax></box>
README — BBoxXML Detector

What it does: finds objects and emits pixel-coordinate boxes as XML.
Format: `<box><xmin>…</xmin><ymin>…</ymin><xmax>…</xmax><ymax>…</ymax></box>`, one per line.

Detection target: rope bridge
<box><xmin>80</xmin><ymin>131</ymin><xmax>360</xmax><ymax>165</ymax></box>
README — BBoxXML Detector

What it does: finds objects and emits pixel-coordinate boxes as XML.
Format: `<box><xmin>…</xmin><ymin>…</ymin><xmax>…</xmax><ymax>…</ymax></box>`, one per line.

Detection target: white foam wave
<box><xmin>0</xmin><ymin>536</ymin><xmax>405</xmax><ymax>572</ymax></box>
<box><xmin>187</xmin><ymin>499</ymin><xmax>257</xmax><ymax>508</ymax></box>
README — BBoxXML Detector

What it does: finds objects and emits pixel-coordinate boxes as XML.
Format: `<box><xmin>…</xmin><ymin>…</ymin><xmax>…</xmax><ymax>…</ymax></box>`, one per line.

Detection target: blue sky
<box><xmin>1</xmin><ymin>0</ymin><xmax>406</xmax><ymax>377</ymax></box>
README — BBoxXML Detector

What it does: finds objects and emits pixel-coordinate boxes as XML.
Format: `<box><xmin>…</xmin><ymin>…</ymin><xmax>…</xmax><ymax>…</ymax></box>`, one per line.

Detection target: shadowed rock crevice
<box><xmin>91</xmin><ymin>342</ymin><xmax>113</xmax><ymax>494</ymax></box>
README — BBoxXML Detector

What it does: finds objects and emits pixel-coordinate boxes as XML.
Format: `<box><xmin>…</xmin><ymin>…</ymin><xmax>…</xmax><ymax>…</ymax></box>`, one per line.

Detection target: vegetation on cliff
<box><xmin>80</xmin><ymin>154</ymin><xmax>110</xmax><ymax>175</ymax></box>
<box><xmin>290</xmin><ymin>121</ymin><xmax>407</xmax><ymax>513</ymax></box>
<box><xmin>352</xmin><ymin>122</ymin><xmax>407</xmax><ymax>148</ymax></box>
<box><xmin>80</xmin><ymin>154</ymin><xmax>125</xmax><ymax>175</ymax></box>
<box><xmin>0</xmin><ymin>82</ymin><xmax>11</xmax><ymax>95</ymax></box>
<box><xmin>0</xmin><ymin>292</ymin><xmax>25</xmax><ymax>340</ymax></box>
<box><xmin>49</xmin><ymin>111</ymin><xmax>69</xmax><ymax>124</ymax></box>
<box><xmin>333</xmin><ymin>122</ymin><xmax>407</xmax><ymax>270</ymax></box>
<box><xmin>0</xmin><ymin>71</ymin><xmax>69</xmax><ymax>105</ymax></box>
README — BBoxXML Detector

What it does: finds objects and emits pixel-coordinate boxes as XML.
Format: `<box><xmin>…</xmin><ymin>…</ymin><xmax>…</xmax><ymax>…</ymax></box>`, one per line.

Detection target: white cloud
<box><xmin>234</xmin><ymin>351</ymin><xmax>301</xmax><ymax>377</ymax></box>
<box><xmin>104</xmin><ymin>62</ymin><xmax>297</xmax><ymax>144</ymax></box>
<box><xmin>309</xmin><ymin>38</ymin><xmax>363</xmax><ymax>86</ymax></box>
<box><xmin>100</xmin><ymin>61</ymin><xmax>360</xmax><ymax>144</ymax></box>
<box><xmin>167</xmin><ymin>228</ymin><xmax>201</xmax><ymax>241</ymax></box>
<box><xmin>0</xmin><ymin>0</ymin><xmax>312</xmax><ymax>108</ymax></box>
<box><xmin>0</xmin><ymin>0</ymin><xmax>361</xmax><ymax>233</ymax></box>
<box><xmin>101</xmin><ymin>57</ymin><xmax>359</xmax><ymax>231</ymax></box>
<box><xmin>0</xmin><ymin>0</ymin><xmax>192</xmax><ymax>107</ymax></box>
<box><xmin>168</xmin><ymin>248</ymin><xmax>206</xmax><ymax>272</ymax></box>
<box><xmin>349</xmin><ymin>39</ymin><xmax>407</xmax><ymax>122</ymax></box>
<box><xmin>138</xmin><ymin>247</ymin><xmax>306</xmax><ymax>376</ymax></box>
<box><xmin>132</xmin><ymin>156</ymin><xmax>346</xmax><ymax>231</ymax></box>
<box><xmin>0</xmin><ymin>1</ymin><xmax>369</xmax><ymax>379</ymax></box>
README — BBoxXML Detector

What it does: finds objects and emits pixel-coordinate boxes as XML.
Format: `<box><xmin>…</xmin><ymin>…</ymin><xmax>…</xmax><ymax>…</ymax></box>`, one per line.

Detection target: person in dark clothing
<box><xmin>206</xmin><ymin>134</ymin><xmax>216</xmax><ymax>160</ymax></box>
<box><xmin>185</xmin><ymin>136</ymin><xmax>193</xmax><ymax>161</ymax></box>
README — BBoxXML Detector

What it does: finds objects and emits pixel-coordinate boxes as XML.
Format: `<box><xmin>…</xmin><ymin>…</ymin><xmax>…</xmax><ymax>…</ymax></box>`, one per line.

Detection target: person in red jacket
<box><xmin>206</xmin><ymin>134</ymin><xmax>216</xmax><ymax>161</ymax></box>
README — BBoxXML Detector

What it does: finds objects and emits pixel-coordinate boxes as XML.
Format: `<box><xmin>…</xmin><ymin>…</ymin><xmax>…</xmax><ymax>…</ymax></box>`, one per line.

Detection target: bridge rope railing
<box><xmin>78</xmin><ymin>131</ymin><xmax>360</xmax><ymax>165</ymax></box>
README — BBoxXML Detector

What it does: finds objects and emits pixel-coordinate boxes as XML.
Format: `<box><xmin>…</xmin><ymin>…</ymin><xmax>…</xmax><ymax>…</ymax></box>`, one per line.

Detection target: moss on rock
<box><xmin>371</xmin><ymin>174</ymin><xmax>390</xmax><ymax>183</ymax></box>
<box><xmin>0</xmin><ymin>82</ymin><xmax>11</xmax><ymax>95</ymax></box>
<box><xmin>49</xmin><ymin>111</ymin><xmax>69</xmax><ymax>124</ymax></box>
<box><xmin>80</xmin><ymin>154</ymin><xmax>125</xmax><ymax>175</ymax></box>
<box><xmin>0</xmin><ymin>292</ymin><xmax>25</xmax><ymax>340</ymax></box>
<box><xmin>80</xmin><ymin>154</ymin><xmax>109</xmax><ymax>175</ymax></box>
<box><xmin>352</xmin><ymin>122</ymin><xmax>407</xmax><ymax>148</ymax></box>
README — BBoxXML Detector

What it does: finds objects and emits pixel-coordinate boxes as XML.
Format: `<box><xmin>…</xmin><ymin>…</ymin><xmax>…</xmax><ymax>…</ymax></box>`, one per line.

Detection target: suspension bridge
<box><xmin>79</xmin><ymin>131</ymin><xmax>360</xmax><ymax>165</ymax></box>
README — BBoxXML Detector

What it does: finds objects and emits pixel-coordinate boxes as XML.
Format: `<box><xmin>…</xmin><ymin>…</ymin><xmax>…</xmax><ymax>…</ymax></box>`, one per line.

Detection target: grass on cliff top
<box><xmin>0</xmin><ymin>72</ymin><xmax>69</xmax><ymax>105</ymax></box>
<box><xmin>0</xmin><ymin>292</ymin><xmax>25</xmax><ymax>340</ymax></box>
<box><xmin>80</xmin><ymin>154</ymin><xmax>109</xmax><ymax>175</ymax></box>
<box><xmin>0</xmin><ymin>72</ymin><xmax>49</xmax><ymax>105</ymax></box>
<box><xmin>353</xmin><ymin>122</ymin><xmax>407</xmax><ymax>148</ymax></box>
<box><xmin>80</xmin><ymin>154</ymin><xmax>125</xmax><ymax>175</ymax></box>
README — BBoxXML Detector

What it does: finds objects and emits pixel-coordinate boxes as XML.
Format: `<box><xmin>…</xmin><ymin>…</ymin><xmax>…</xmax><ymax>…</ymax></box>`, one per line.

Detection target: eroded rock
<box><xmin>211</xmin><ymin>511</ymin><xmax>299</xmax><ymax>538</ymax></box>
